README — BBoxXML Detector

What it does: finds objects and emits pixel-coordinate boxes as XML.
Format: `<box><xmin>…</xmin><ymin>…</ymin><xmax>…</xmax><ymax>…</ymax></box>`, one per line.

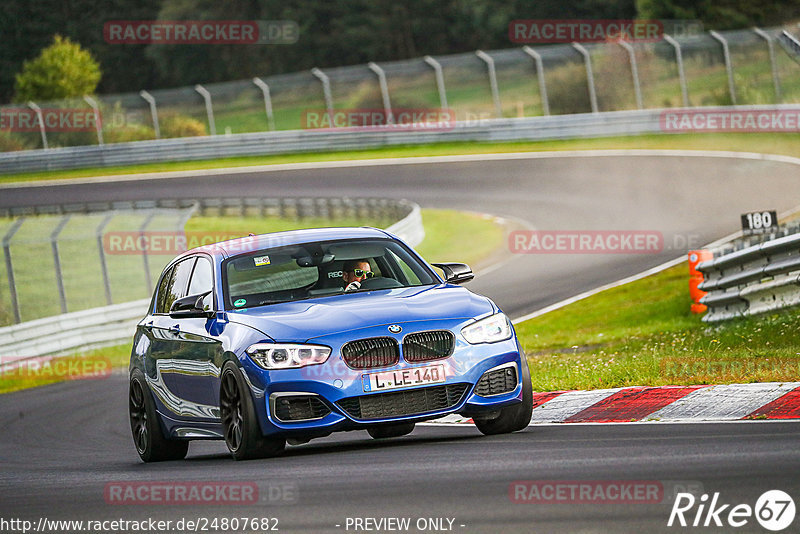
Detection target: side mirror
<box><xmin>169</xmin><ymin>291</ymin><xmax>213</xmax><ymax>319</ymax></box>
<box><xmin>432</xmin><ymin>262</ymin><xmax>474</xmax><ymax>285</ymax></box>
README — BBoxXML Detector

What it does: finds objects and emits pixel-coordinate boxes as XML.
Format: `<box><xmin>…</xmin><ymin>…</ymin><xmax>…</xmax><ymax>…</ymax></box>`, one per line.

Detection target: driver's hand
<box><xmin>345</xmin><ymin>281</ymin><xmax>361</xmax><ymax>292</ymax></box>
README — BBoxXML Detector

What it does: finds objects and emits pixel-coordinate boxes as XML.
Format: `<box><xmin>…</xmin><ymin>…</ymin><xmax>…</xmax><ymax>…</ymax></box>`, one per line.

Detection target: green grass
<box><xmin>516</xmin><ymin>263</ymin><xmax>800</xmax><ymax>391</ymax></box>
<box><xmin>0</xmin><ymin>344</ymin><xmax>131</xmax><ymax>395</ymax></box>
<box><xmin>3</xmin><ymin>132</ymin><xmax>800</xmax><ymax>184</ymax></box>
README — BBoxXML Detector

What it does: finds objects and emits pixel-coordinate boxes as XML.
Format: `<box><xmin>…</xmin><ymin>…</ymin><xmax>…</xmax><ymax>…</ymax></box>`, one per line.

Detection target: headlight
<box><xmin>246</xmin><ymin>343</ymin><xmax>331</xmax><ymax>369</ymax></box>
<box><xmin>461</xmin><ymin>313</ymin><xmax>512</xmax><ymax>344</ymax></box>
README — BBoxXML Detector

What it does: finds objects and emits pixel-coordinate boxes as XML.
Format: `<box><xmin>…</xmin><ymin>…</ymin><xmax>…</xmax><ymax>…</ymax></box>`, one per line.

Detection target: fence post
<box><xmin>26</xmin><ymin>102</ymin><xmax>48</xmax><ymax>149</ymax></box>
<box><xmin>194</xmin><ymin>84</ymin><xmax>217</xmax><ymax>135</ymax></box>
<box><xmin>475</xmin><ymin>50</ymin><xmax>502</xmax><ymax>118</ymax></box>
<box><xmin>617</xmin><ymin>40</ymin><xmax>643</xmax><ymax>110</ymax></box>
<box><xmin>710</xmin><ymin>31</ymin><xmax>737</xmax><ymax>105</ymax></box>
<box><xmin>522</xmin><ymin>46</ymin><xmax>549</xmax><ymax>116</ymax></box>
<box><xmin>423</xmin><ymin>56</ymin><xmax>449</xmax><ymax>109</ymax></box>
<box><xmin>571</xmin><ymin>42</ymin><xmax>598</xmax><ymax>113</ymax></box>
<box><xmin>311</xmin><ymin>68</ymin><xmax>334</xmax><ymax>125</ymax></box>
<box><xmin>50</xmin><ymin>215</ymin><xmax>71</xmax><ymax>314</ymax></box>
<box><xmin>96</xmin><ymin>212</ymin><xmax>114</xmax><ymax>305</ymax></box>
<box><xmin>83</xmin><ymin>96</ymin><xmax>104</xmax><ymax>145</ymax></box>
<box><xmin>368</xmin><ymin>62</ymin><xmax>394</xmax><ymax>124</ymax></box>
<box><xmin>753</xmin><ymin>28</ymin><xmax>782</xmax><ymax>103</ymax></box>
<box><xmin>252</xmin><ymin>78</ymin><xmax>276</xmax><ymax>131</ymax></box>
<box><xmin>139</xmin><ymin>90</ymin><xmax>161</xmax><ymax>139</ymax></box>
<box><xmin>664</xmin><ymin>35</ymin><xmax>689</xmax><ymax>107</ymax></box>
<box><xmin>3</xmin><ymin>218</ymin><xmax>25</xmax><ymax>324</ymax></box>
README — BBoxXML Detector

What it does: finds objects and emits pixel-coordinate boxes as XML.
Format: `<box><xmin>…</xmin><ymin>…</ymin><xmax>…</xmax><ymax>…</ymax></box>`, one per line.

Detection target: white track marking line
<box><xmin>4</xmin><ymin>149</ymin><xmax>800</xmax><ymax>189</ymax></box>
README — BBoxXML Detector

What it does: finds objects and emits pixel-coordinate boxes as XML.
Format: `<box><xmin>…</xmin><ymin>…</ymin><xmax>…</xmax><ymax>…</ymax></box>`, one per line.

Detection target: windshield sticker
<box><xmin>234</xmin><ymin>298</ymin><xmax>247</xmax><ymax>307</ymax></box>
<box><xmin>253</xmin><ymin>255</ymin><xmax>270</xmax><ymax>266</ymax></box>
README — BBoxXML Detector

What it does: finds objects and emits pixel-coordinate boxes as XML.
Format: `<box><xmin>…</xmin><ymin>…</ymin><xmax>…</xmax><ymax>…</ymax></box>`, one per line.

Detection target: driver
<box><xmin>342</xmin><ymin>259</ymin><xmax>374</xmax><ymax>291</ymax></box>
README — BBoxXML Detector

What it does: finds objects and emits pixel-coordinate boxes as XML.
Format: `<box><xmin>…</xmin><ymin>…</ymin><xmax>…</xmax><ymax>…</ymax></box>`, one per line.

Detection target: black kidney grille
<box><xmin>403</xmin><ymin>330</ymin><xmax>455</xmax><ymax>362</ymax></box>
<box><xmin>341</xmin><ymin>337</ymin><xmax>399</xmax><ymax>369</ymax></box>
<box><xmin>336</xmin><ymin>383</ymin><xmax>469</xmax><ymax>420</ymax></box>
<box><xmin>475</xmin><ymin>366</ymin><xmax>518</xmax><ymax>397</ymax></box>
<box><xmin>273</xmin><ymin>395</ymin><xmax>330</xmax><ymax>422</ymax></box>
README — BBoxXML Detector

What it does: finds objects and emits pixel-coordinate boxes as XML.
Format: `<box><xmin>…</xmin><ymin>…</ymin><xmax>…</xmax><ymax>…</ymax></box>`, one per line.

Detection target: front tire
<box><xmin>474</xmin><ymin>357</ymin><xmax>533</xmax><ymax>436</ymax></box>
<box><xmin>129</xmin><ymin>369</ymin><xmax>189</xmax><ymax>462</ymax></box>
<box><xmin>367</xmin><ymin>422</ymin><xmax>415</xmax><ymax>439</ymax></box>
<box><xmin>219</xmin><ymin>363</ymin><xmax>285</xmax><ymax>461</ymax></box>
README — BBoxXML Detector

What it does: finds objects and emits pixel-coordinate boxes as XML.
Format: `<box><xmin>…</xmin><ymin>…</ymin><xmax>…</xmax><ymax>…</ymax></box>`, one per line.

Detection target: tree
<box><xmin>13</xmin><ymin>35</ymin><xmax>101</xmax><ymax>103</ymax></box>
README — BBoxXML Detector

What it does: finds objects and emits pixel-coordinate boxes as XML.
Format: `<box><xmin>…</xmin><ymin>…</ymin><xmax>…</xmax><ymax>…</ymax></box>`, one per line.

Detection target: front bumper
<box><xmin>240</xmin><ymin>322</ymin><xmax>524</xmax><ymax>437</ymax></box>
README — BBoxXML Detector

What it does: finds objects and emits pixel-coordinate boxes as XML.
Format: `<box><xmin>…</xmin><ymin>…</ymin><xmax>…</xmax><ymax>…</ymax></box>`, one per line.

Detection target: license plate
<box><xmin>362</xmin><ymin>364</ymin><xmax>446</xmax><ymax>392</ymax></box>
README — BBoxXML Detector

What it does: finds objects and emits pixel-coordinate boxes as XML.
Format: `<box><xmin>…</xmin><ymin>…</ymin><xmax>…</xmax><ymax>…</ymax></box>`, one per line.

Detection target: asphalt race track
<box><xmin>2</xmin><ymin>152</ymin><xmax>800</xmax><ymax>532</ymax></box>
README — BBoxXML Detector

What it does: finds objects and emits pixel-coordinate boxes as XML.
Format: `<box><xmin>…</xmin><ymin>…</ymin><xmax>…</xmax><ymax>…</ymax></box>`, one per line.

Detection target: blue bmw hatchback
<box><xmin>129</xmin><ymin>227</ymin><xmax>532</xmax><ymax>461</ymax></box>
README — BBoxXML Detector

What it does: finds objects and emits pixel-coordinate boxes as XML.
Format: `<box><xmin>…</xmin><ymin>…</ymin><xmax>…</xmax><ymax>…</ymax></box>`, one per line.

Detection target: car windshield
<box><xmin>223</xmin><ymin>238</ymin><xmax>438</xmax><ymax>309</ymax></box>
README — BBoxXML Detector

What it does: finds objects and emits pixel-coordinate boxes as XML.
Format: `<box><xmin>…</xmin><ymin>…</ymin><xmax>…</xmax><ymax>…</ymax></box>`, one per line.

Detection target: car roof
<box><xmin>185</xmin><ymin>226</ymin><xmax>394</xmax><ymax>259</ymax></box>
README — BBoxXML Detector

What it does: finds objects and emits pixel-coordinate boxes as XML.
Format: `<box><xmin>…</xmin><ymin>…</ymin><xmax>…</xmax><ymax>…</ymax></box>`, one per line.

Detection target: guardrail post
<box><xmin>96</xmin><ymin>212</ymin><xmax>114</xmax><ymax>305</ymax></box>
<box><xmin>139</xmin><ymin>90</ymin><xmax>161</xmax><ymax>139</ymax></box>
<box><xmin>571</xmin><ymin>42</ymin><xmax>598</xmax><ymax>113</ymax></box>
<box><xmin>26</xmin><ymin>102</ymin><xmax>48</xmax><ymax>149</ymax></box>
<box><xmin>3</xmin><ymin>218</ymin><xmax>25</xmax><ymax>324</ymax></box>
<box><xmin>617</xmin><ymin>40</ymin><xmax>643</xmax><ymax>110</ymax></box>
<box><xmin>311</xmin><ymin>68</ymin><xmax>334</xmax><ymax>125</ymax></box>
<box><xmin>664</xmin><ymin>35</ymin><xmax>689</xmax><ymax>107</ymax></box>
<box><xmin>50</xmin><ymin>215</ymin><xmax>71</xmax><ymax>314</ymax></box>
<box><xmin>83</xmin><ymin>96</ymin><xmax>104</xmax><ymax>145</ymax></box>
<box><xmin>423</xmin><ymin>56</ymin><xmax>449</xmax><ymax>110</ymax></box>
<box><xmin>139</xmin><ymin>211</ymin><xmax>156</xmax><ymax>293</ymax></box>
<box><xmin>368</xmin><ymin>62</ymin><xmax>394</xmax><ymax>124</ymax></box>
<box><xmin>475</xmin><ymin>50</ymin><xmax>502</xmax><ymax>118</ymax></box>
<box><xmin>522</xmin><ymin>46</ymin><xmax>549</xmax><ymax>116</ymax></box>
<box><xmin>710</xmin><ymin>31</ymin><xmax>737</xmax><ymax>105</ymax></box>
<box><xmin>753</xmin><ymin>28</ymin><xmax>782</xmax><ymax>102</ymax></box>
<box><xmin>252</xmin><ymin>78</ymin><xmax>276</xmax><ymax>131</ymax></box>
<box><xmin>194</xmin><ymin>84</ymin><xmax>216</xmax><ymax>135</ymax></box>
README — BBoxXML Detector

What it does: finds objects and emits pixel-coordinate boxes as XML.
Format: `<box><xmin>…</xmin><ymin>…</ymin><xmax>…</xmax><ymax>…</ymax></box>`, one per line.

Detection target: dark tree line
<box><xmin>2</xmin><ymin>0</ymin><xmax>798</xmax><ymax>102</ymax></box>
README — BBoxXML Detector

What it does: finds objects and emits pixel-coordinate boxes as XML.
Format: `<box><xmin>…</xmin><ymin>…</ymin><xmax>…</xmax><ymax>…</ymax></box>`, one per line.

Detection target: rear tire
<box><xmin>474</xmin><ymin>358</ymin><xmax>533</xmax><ymax>436</ymax></box>
<box><xmin>129</xmin><ymin>369</ymin><xmax>189</xmax><ymax>462</ymax></box>
<box><xmin>220</xmin><ymin>363</ymin><xmax>285</xmax><ymax>461</ymax></box>
<box><xmin>367</xmin><ymin>422</ymin><xmax>415</xmax><ymax>439</ymax></box>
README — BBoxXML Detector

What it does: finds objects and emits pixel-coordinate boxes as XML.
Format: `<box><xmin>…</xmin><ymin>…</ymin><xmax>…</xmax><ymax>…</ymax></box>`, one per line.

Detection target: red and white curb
<box><xmin>423</xmin><ymin>383</ymin><xmax>800</xmax><ymax>425</ymax></box>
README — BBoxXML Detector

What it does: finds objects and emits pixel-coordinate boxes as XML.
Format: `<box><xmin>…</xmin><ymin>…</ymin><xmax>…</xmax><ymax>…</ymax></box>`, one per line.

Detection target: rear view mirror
<box><xmin>432</xmin><ymin>262</ymin><xmax>474</xmax><ymax>284</ymax></box>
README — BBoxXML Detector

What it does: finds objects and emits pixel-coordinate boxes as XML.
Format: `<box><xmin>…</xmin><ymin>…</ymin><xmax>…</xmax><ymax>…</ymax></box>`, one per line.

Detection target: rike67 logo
<box><xmin>668</xmin><ymin>490</ymin><xmax>795</xmax><ymax>531</ymax></box>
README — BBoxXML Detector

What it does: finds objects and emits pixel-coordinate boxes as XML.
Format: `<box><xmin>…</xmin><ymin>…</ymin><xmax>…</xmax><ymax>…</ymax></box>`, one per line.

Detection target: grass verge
<box><xmin>3</xmin><ymin>133</ymin><xmax>800</xmax><ymax>185</ymax></box>
<box><xmin>515</xmin><ymin>263</ymin><xmax>800</xmax><ymax>391</ymax></box>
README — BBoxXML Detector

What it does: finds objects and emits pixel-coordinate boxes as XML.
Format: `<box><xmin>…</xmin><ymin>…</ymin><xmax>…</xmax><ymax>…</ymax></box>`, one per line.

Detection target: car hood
<box><xmin>226</xmin><ymin>285</ymin><xmax>495</xmax><ymax>342</ymax></box>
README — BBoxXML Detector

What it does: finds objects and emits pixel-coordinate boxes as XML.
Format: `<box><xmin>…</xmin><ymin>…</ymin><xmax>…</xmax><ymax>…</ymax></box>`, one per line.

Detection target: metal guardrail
<box><xmin>0</xmin><ymin>198</ymin><xmax>424</xmax><ymax>357</ymax></box>
<box><xmin>0</xmin><ymin>108</ymin><xmax>680</xmax><ymax>173</ymax></box>
<box><xmin>697</xmin><ymin>225</ymin><xmax>800</xmax><ymax>322</ymax></box>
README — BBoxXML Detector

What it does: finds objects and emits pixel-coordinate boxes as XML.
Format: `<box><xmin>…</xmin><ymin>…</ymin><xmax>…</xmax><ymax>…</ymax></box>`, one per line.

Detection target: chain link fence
<box><xmin>0</xmin><ymin>198</ymin><xmax>417</xmax><ymax>326</ymax></box>
<box><xmin>2</xmin><ymin>26</ymin><xmax>799</xmax><ymax>151</ymax></box>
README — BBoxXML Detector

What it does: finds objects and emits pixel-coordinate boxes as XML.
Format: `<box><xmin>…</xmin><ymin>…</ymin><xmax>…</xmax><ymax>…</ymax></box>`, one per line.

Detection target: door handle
<box><xmin>169</xmin><ymin>324</ymin><xmax>180</xmax><ymax>333</ymax></box>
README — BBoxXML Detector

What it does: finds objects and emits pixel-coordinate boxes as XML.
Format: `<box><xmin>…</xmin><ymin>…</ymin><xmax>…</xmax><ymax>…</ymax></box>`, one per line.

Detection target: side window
<box><xmin>157</xmin><ymin>258</ymin><xmax>196</xmax><ymax>314</ymax></box>
<box><xmin>155</xmin><ymin>266</ymin><xmax>175</xmax><ymax>314</ymax></box>
<box><xmin>188</xmin><ymin>257</ymin><xmax>214</xmax><ymax>310</ymax></box>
